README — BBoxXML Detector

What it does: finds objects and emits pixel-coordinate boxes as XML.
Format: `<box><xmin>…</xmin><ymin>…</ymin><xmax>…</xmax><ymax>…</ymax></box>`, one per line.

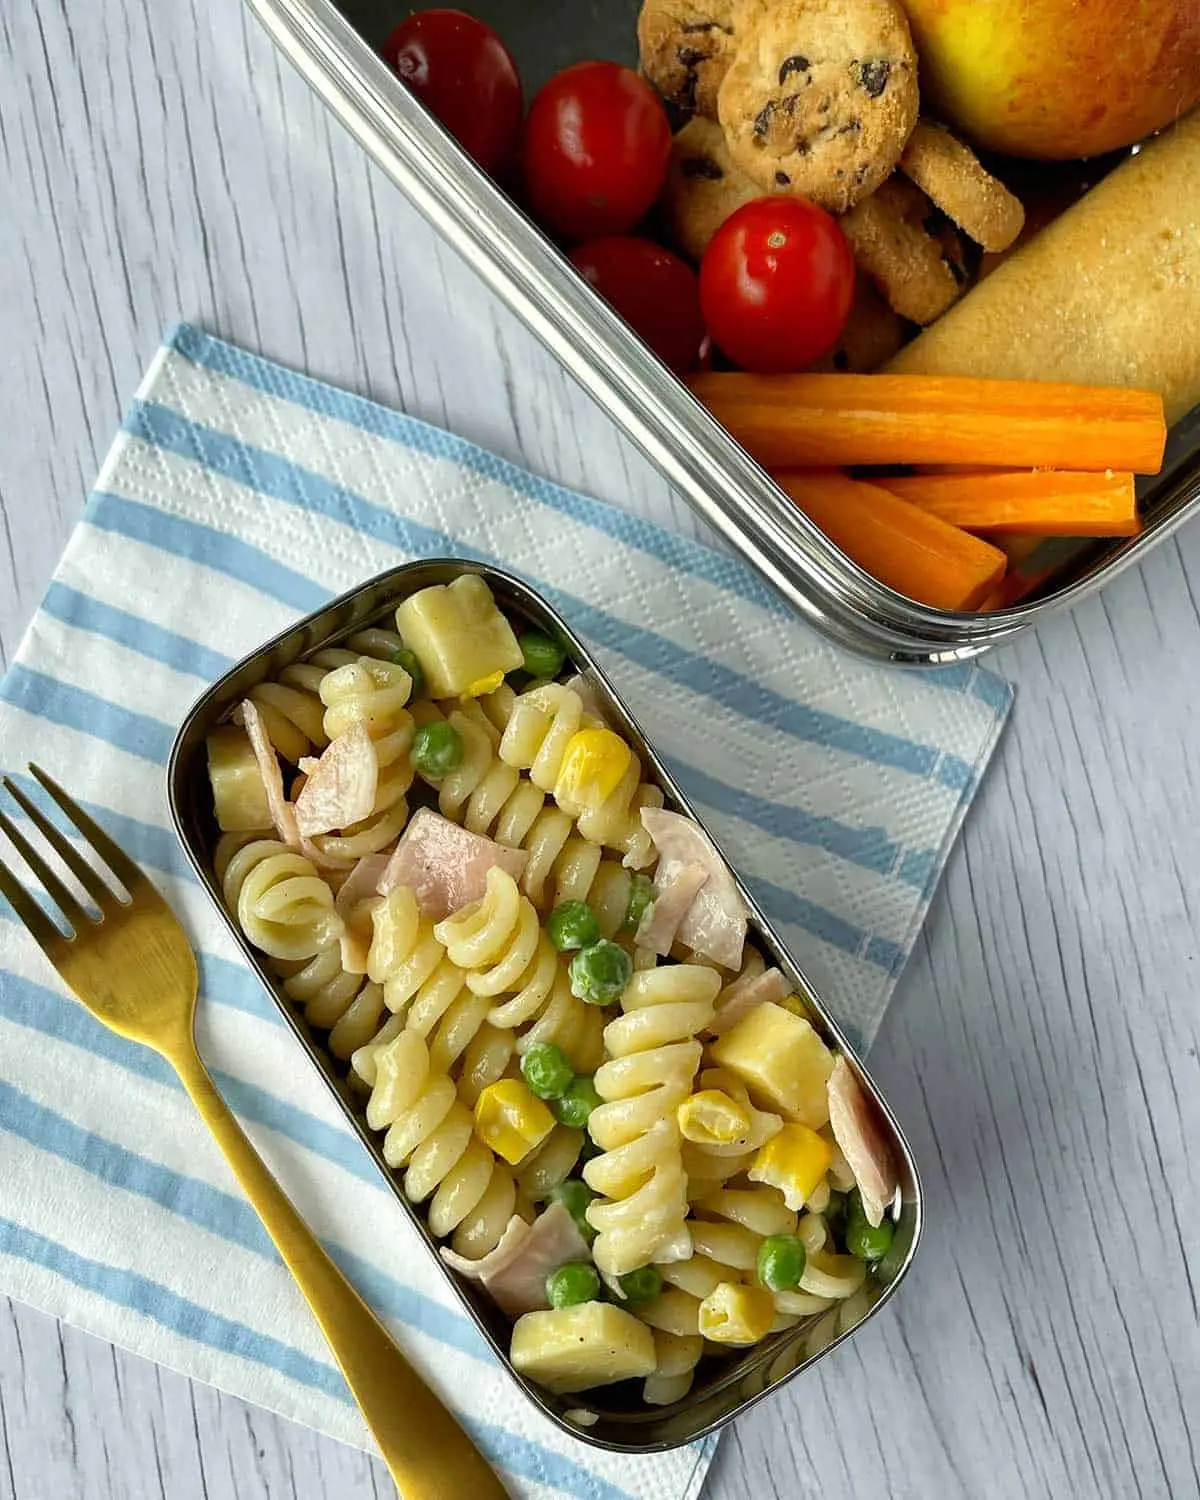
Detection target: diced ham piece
<box><xmin>440</xmin><ymin>1203</ymin><xmax>591</xmax><ymax>1318</ymax></box>
<box><xmin>827</xmin><ymin>1056</ymin><xmax>898</xmax><ymax>1228</ymax></box>
<box><xmin>378</xmin><ymin>807</ymin><xmax>528</xmax><ymax>921</ymax></box>
<box><xmin>639</xmin><ymin>808</ymin><xmax>748</xmax><ymax>969</ymax></box>
<box><xmin>334</xmin><ymin>852</ymin><xmax>390</xmax><ymax>974</ymax></box>
<box><xmin>636</xmin><ymin>862</ymin><xmax>710</xmax><ymax>956</ymax></box>
<box><xmin>294</xmin><ymin>722</ymin><xmax>379</xmax><ymax>838</ymax></box>
<box><xmin>708</xmin><ymin>966</ymin><xmax>792</xmax><ymax>1037</ymax></box>
<box><xmin>241</xmin><ymin>699</ymin><xmax>299</xmax><ymax>849</ymax></box>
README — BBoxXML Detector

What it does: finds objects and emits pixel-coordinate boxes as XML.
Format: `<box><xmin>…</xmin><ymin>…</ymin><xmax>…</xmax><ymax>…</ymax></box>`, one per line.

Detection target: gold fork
<box><xmin>0</xmin><ymin>765</ymin><xmax>509</xmax><ymax>1500</ymax></box>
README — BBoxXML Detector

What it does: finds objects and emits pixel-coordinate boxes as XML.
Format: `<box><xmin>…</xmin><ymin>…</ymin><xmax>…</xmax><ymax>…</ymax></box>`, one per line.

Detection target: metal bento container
<box><xmin>243</xmin><ymin>0</ymin><xmax>1200</xmax><ymax>667</ymax></box>
<box><xmin>167</xmin><ymin>558</ymin><xmax>923</xmax><ymax>1452</ymax></box>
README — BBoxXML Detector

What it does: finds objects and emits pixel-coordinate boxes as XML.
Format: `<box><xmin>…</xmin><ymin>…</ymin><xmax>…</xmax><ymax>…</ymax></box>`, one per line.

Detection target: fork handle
<box><xmin>170</xmin><ymin>1041</ymin><xmax>509</xmax><ymax>1500</ymax></box>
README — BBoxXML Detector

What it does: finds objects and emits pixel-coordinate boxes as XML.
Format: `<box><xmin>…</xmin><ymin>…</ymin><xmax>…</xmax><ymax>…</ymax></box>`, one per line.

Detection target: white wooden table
<box><xmin>1</xmin><ymin>2</ymin><xmax>1196</xmax><ymax>1497</ymax></box>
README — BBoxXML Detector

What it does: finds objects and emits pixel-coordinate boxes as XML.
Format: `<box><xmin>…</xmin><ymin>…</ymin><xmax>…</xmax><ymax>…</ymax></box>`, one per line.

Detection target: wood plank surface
<box><xmin>0</xmin><ymin>1</ymin><xmax>1196</xmax><ymax>1497</ymax></box>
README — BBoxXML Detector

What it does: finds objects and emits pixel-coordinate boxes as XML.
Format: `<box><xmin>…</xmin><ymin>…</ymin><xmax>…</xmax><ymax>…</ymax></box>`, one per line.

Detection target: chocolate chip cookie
<box><xmin>717</xmin><ymin>0</ymin><xmax>919</xmax><ymax>213</ymax></box>
<box><xmin>660</xmin><ymin>117</ymin><xmax>764</xmax><ymax>260</ymax></box>
<box><xmin>900</xmin><ymin>120</ymin><xmax>1026</xmax><ymax>252</ymax></box>
<box><xmin>840</xmin><ymin>175</ymin><xmax>970</xmax><ymax>325</ymax></box>
<box><xmin>637</xmin><ymin>0</ymin><xmax>746</xmax><ymax>119</ymax></box>
<box><xmin>808</xmin><ymin>273</ymin><xmax>908</xmax><ymax>370</ymax></box>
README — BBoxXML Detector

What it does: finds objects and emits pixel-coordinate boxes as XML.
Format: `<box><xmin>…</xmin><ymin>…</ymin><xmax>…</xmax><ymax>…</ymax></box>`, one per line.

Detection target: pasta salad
<box><xmin>206</xmin><ymin>573</ymin><xmax>901</xmax><ymax>1406</ymax></box>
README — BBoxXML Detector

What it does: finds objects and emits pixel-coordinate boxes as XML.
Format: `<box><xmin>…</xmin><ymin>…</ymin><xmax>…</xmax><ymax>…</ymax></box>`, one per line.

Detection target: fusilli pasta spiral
<box><xmin>416</xmin><ymin>701</ymin><xmax>574</xmax><ymax>908</ymax></box>
<box><xmin>237</xmin><ymin>631</ymin><xmax>407</xmax><ymax>763</ymax></box>
<box><xmin>309</xmin><ymin>658</ymin><xmax>415</xmax><ymax>864</ymax></box>
<box><xmin>550</xmin><ymin>839</ymin><xmax>640</xmax><ymax>937</ymax></box>
<box><xmin>584</xmin><ymin>964</ymin><xmax>719</xmax><ymax>1276</ymax></box>
<box><xmin>433</xmin><ymin>866</ymin><xmax>605</xmax><ymax>1073</ymax></box>
<box><xmin>216</xmin><ymin>835</ymin><xmax>342</xmax><ymax>961</ymax></box>
<box><xmin>363</xmin><ymin>1027</ymin><xmax>517</xmax><ymax>1257</ymax></box>
<box><xmin>273</xmin><ymin>945</ymin><xmax>387</xmax><ymax>1060</ymax></box>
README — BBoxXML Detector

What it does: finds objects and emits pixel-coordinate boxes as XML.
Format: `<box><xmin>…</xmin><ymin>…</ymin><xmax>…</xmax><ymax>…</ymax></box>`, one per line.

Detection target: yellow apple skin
<box><xmin>901</xmin><ymin>0</ymin><xmax>1200</xmax><ymax>159</ymax></box>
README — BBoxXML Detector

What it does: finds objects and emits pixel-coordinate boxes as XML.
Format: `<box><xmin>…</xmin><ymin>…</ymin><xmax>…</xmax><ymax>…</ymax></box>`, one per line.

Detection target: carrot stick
<box><xmin>688</xmin><ymin>372</ymin><xmax>1167</xmax><ymax>475</ymax></box>
<box><xmin>872</xmin><ymin>470</ymin><xmax>1141</xmax><ymax>537</ymax></box>
<box><xmin>773</xmin><ymin>469</ymin><xmax>1007</xmax><ymax>611</ymax></box>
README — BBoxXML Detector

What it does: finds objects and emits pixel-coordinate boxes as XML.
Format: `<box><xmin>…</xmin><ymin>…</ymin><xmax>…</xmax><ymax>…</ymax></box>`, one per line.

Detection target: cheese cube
<box><xmin>394</xmin><ymin>576</ymin><xmax>523</xmax><ymax>700</ymax></box>
<box><xmin>709</xmin><ymin>1002</ymin><xmax>835</xmax><ymax>1127</ymax></box>
<box><xmin>206</xmin><ymin>727</ymin><xmax>272</xmax><ymax>832</ymax></box>
<box><xmin>510</xmin><ymin>1303</ymin><xmax>657</xmax><ymax>1394</ymax></box>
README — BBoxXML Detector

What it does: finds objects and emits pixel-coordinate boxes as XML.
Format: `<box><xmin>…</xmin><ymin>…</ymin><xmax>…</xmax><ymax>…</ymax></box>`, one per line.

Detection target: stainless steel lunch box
<box><xmin>243</xmin><ymin>0</ymin><xmax>1200</xmax><ymax>666</ymax></box>
<box><xmin>167</xmin><ymin>559</ymin><xmax>922</xmax><ymax>1451</ymax></box>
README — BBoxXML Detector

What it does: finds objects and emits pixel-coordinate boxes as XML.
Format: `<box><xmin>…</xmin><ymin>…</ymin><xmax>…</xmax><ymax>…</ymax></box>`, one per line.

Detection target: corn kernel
<box><xmin>749</xmin><ymin>1124</ymin><xmax>833</xmax><ymax>1211</ymax></box>
<box><xmin>465</xmin><ymin>670</ymin><xmax>506</xmax><ymax>699</ymax></box>
<box><xmin>697</xmin><ymin>1282</ymin><xmax>776</xmax><ymax>1345</ymax></box>
<box><xmin>554</xmin><ymin>728</ymin><xmax>633</xmax><ymax>813</ymax></box>
<box><xmin>474</xmin><ymin>1079</ymin><xmax>555</xmax><ymax>1165</ymax></box>
<box><xmin>677</xmin><ymin>1090</ymin><xmax>751</xmax><ymax>1147</ymax></box>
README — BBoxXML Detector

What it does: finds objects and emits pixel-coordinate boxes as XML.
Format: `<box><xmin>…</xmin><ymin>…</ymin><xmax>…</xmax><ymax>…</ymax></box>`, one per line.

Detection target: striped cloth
<box><xmin>0</xmin><ymin>324</ymin><xmax>1010</xmax><ymax>1499</ymax></box>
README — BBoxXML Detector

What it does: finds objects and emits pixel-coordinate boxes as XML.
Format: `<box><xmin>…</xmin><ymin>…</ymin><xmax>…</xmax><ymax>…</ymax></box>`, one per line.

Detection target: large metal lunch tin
<box><xmin>167</xmin><ymin>558</ymin><xmax>922</xmax><ymax>1451</ymax></box>
<box><xmin>243</xmin><ymin>0</ymin><xmax>1200</xmax><ymax>666</ymax></box>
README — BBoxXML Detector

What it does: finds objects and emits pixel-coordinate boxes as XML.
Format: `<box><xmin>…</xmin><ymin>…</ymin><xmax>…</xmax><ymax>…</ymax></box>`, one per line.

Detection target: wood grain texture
<box><xmin>0</xmin><ymin>0</ymin><xmax>1197</xmax><ymax>1497</ymax></box>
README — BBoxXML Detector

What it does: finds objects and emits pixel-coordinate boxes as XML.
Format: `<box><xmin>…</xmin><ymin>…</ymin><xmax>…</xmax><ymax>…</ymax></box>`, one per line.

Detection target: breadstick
<box><xmin>888</xmin><ymin>107</ymin><xmax>1200</xmax><ymax>425</ymax></box>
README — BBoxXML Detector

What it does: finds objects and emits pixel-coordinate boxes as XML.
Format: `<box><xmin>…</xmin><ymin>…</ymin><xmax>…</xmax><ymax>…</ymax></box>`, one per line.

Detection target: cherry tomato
<box><xmin>382</xmin><ymin>10</ymin><xmax>523</xmax><ymax>180</ymax></box>
<box><xmin>569</xmin><ymin>238</ymin><xmax>705</xmax><ymax>375</ymax></box>
<box><xmin>699</xmin><ymin>198</ymin><xmax>856</xmax><ymax>372</ymax></box>
<box><xmin>523</xmin><ymin>62</ymin><xmax>671</xmax><ymax>241</ymax></box>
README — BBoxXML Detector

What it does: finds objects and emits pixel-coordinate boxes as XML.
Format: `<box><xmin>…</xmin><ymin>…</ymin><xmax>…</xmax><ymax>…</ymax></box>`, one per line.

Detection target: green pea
<box><xmin>616</xmin><ymin>1266</ymin><xmax>662</xmax><ymax>1305</ymax></box>
<box><xmin>756</xmin><ymin>1233</ymin><xmax>807</xmax><ymax>1292</ymax></box>
<box><xmin>621</xmin><ymin>873</ymin><xmax>655</xmax><ymax>935</ymax></box>
<box><xmin>823</xmin><ymin>1189</ymin><xmax>848</xmax><ymax>1240</ymax></box>
<box><xmin>845</xmin><ymin>1212</ymin><xmax>894</xmax><ymax>1263</ymax></box>
<box><xmin>411</xmin><ymin>720</ymin><xmax>463</xmax><ymax>779</ymax></box>
<box><xmin>518</xmin><ymin>631</ymin><xmax>567</xmax><ymax>681</ymax></box>
<box><xmin>546</xmin><ymin>1260</ymin><xmax>600</xmax><ymax>1310</ymax></box>
<box><xmin>550</xmin><ymin>1177</ymin><xmax>596</xmax><ymax>1240</ymax></box>
<box><xmin>520</xmin><ymin>1042</ymin><xmax>575</xmax><ymax>1101</ymax></box>
<box><xmin>390</xmin><ymin>647</ymin><xmax>425</xmax><ymax>698</ymax></box>
<box><xmin>547</xmin><ymin>900</ymin><xmax>601</xmax><ymax>953</ymax></box>
<box><xmin>553</xmin><ymin>1075</ymin><xmax>603</xmax><ymax>1129</ymax></box>
<box><xmin>568</xmin><ymin>940</ymin><xmax>632</xmax><ymax>1006</ymax></box>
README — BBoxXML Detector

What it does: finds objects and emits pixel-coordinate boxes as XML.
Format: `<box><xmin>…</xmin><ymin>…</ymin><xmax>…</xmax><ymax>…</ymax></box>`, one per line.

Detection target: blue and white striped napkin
<box><xmin>0</xmin><ymin>324</ymin><xmax>1010</xmax><ymax>1499</ymax></box>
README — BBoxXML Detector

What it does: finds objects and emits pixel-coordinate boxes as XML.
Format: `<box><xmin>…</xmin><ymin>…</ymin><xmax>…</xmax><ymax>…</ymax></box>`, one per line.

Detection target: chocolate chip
<box><xmin>943</xmin><ymin>254</ymin><xmax>967</xmax><ymax>286</ymax></box>
<box><xmin>677</xmin><ymin>45</ymin><xmax>709</xmax><ymax>67</ymax></box>
<box><xmin>775</xmin><ymin>171</ymin><xmax>790</xmax><ymax>185</ymax></box>
<box><xmin>850</xmin><ymin>59</ymin><xmax>891</xmax><ymax>97</ymax></box>
<box><xmin>838</xmin><ymin>120</ymin><xmax>862</xmax><ymax>136</ymax></box>
<box><xmin>682</xmin><ymin>18</ymin><xmax>731</xmax><ymax>34</ymax></box>
<box><xmin>778</xmin><ymin>55</ymin><xmax>809</xmax><ymax>84</ymax></box>
<box><xmin>682</xmin><ymin>155</ymin><xmax>724</xmax><ymax>181</ymax></box>
<box><xmin>753</xmin><ymin>101</ymin><xmax>776</xmax><ymax>137</ymax></box>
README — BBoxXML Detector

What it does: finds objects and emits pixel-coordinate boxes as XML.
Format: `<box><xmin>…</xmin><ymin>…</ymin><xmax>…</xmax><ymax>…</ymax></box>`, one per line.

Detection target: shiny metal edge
<box><xmin>167</xmin><ymin>558</ymin><xmax>924</xmax><ymax>1452</ymax></box>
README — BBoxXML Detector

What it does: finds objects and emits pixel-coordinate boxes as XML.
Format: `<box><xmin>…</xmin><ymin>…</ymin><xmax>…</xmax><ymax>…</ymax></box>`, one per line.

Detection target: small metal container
<box><xmin>168</xmin><ymin>559</ymin><xmax>922</xmax><ymax>1452</ymax></box>
<box><xmin>243</xmin><ymin>0</ymin><xmax>1200</xmax><ymax>666</ymax></box>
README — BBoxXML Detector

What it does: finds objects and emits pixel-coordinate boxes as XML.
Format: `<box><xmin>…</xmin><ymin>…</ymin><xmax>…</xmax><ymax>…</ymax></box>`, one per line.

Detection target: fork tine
<box><xmin>0</xmin><ymin>808</ymin><xmax>90</xmax><ymax>931</ymax></box>
<box><xmin>0</xmin><ymin>849</ymin><xmax>66</xmax><ymax>953</ymax></box>
<box><xmin>28</xmin><ymin>765</ymin><xmax>145</xmax><ymax>895</ymax></box>
<box><xmin>2</xmin><ymin>777</ymin><xmax>115</xmax><ymax>911</ymax></box>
